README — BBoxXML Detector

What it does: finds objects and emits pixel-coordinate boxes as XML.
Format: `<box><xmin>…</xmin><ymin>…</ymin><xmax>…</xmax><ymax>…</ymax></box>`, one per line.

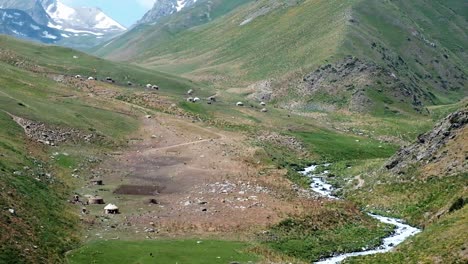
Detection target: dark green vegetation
<box><xmin>97</xmin><ymin>0</ymin><xmax>466</xmax><ymax>115</ymax></box>
<box><xmin>67</xmin><ymin>240</ymin><xmax>259</xmax><ymax>264</ymax></box>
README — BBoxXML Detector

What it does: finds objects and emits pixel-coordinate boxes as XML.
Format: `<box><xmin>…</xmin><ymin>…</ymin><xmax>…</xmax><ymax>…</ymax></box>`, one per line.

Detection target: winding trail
<box><xmin>301</xmin><ymin>165</ymin><xmax>421</xmax><ymax>264</ymax></box>
<box><xmin>151</xmin><ymin>138</ymin><xmax>212</xmax><ymax>151</ymax></box>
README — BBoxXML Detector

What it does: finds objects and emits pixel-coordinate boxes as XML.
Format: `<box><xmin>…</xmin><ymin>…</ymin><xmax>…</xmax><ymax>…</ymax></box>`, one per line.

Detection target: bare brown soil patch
<box><xmin>79</xmin><ymin>110</ymin><xmax>309</xmax><ymax>241</ymax></box>
<box><xmin>114</xmin><ymin>185</ymin><xmax>164</xmax><ymax>196</ymax></box>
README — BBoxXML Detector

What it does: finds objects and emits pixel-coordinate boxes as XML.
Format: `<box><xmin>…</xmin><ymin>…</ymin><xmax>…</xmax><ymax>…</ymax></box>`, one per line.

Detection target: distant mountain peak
<box><xmin>43</xmin><ymin>0</ymin><xmax>126</xmax><ymax>34</ymax></box>
<box><xmin>0</xmin><ymin>8</ymin><xmax>61</xmax><ymax>43</ymax></box>
<box><xmin>0</xmin><ymin>0</ymin><xmax>127</xmax><ymax>48</ymax></box>
<box><xmin>138</xmin><ymin>0</ymin><xmax>199</xmax><ymax>25</ymax></box>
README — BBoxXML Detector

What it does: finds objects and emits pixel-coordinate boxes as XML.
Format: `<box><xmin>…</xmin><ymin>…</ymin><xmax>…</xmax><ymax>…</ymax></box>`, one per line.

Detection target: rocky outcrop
<box><xmin>385</xmin><ymin>109</ymin><xmax>468</xmax><ymax>176</ymax></box>
<box><xmin>301</xmin><ymin>56</ymin><xmax>427</xmax><ymax>113</ymax></box>
<box><xmin>8</xmin><ymin>113</ymin><xmax>104</xmax><ymax>146</ymax></box>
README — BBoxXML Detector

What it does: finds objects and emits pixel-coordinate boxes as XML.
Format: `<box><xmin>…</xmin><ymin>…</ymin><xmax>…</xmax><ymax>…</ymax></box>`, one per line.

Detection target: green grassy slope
<box><xmin>96</xmin><ymin>0</ymin><xmax>467</xmax><ymax>115</ymax></box>
<box><xmin>97</xmin><ymin>0</ymin><xmax>350</xmax><ymax>82</ymax></box>
<box><xmin>0</xmin><ymin>35</ymin><xmax>194</xmax><ymax>96</ymax></box>
<box><xmin>0</xmin><ymin>35</ymin><xmax>198</xmax><ymax>263</ymax></box>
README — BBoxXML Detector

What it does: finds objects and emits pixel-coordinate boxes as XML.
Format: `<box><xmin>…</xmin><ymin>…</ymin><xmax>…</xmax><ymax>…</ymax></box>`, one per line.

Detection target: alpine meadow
<box><xmin>0</xmin><ymin>0</ymin><xmax>466</xmax><ymax>264</ymax></box>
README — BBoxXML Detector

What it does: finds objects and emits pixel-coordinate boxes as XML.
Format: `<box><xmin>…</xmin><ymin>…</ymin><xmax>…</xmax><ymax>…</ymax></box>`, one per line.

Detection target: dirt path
<box><xmin>150</xmin><ymin>139</ymin><xmax>211</xmax><ymax>151</ymax></box>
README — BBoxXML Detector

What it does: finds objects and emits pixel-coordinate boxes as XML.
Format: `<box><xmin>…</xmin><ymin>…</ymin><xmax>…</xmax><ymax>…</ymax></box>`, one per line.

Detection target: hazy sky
<box><xmin>62</xmin><ymin>0</ymin><xmax>156</xmax><ymax>27</ymax></box>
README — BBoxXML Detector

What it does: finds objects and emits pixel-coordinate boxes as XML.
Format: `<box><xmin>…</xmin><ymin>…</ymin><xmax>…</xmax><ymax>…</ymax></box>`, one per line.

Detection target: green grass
<box><xmin>0</xmin><ymin>35</ymin><xmax>195</xmax><ymax>97</ymax></box>
<box><xmin>0</xmin><ymin>36</ymin><xmax>191</xmax><ymax>263</ymax></box>
<box><xmin>0</xmin><ymin>63</ymin><xmax>138</xmax><ymax>139</ymax></box>
<box><xmin>99</xmin><ymin>0</ymin><xmax>351</xmax><ymax>84</ymax></box>
<box><xmin>290</xmin><ymin>129</ymin><xmax>398</xmax><ymax>162</ymax></box>
<box><xmin>345</xmin><ymin>206</ymin><xmax>468</xmax><ymax>264</ymax></box>
<box><xmin>0</xmin><ymin>111</ymin><xmax>79</xmax><ymax>264</ymax></box>
<box><xmin>263</xmin><ymin>201</ymin><xmax>393</xmax><ymax>262</ymax></box>
<box><xmin>67</xmin><ymin>240</ymin><xmax>260</xmax><ymax>264</ymax></box>
<box><xmin>96</xmin><ymin>0</ymin><xmax>466</xmax><ymax>115</ymax></box>
<box><xmin>347</xmin><ymin>174</ymin><xmax>468</xmax><ymax>226</ymax></box>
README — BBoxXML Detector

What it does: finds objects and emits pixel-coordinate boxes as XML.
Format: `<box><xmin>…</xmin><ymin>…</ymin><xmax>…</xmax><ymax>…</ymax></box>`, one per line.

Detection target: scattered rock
<box><xmin>257</xmin><ymin>132</ymin><xmax>305</xmax><ymax>153</ymax></box>
<box><xmin>7</xmin><ymin>114</ymin><xmax>104</xmax><ymax>146</ymax></box>
<box><xmin>385</xmin><ymin>109</ymin><xmax>467</xmax><ymax>175</ymax></box>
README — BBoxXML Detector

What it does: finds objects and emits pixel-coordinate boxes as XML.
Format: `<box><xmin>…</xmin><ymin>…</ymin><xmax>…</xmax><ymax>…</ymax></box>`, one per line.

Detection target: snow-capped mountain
<box><xmin>138</xmin><ymin>0</ymin><xmax>199</xmax><ymax>24</ymax></box>
<box><xmin>0</xmin><ymin>0</ymin><xmax>50</xmax><ymax>25</ymax></box>
<box><xmin>0</xmin><ymin>0</ymin><xmax>126</xmax><ymax>49</ymax></box>
<box><xmin>41</xmin><ymin>0</ymin><xmax>126</xmax><ymax>36</ymax></box>
<box><xmin>0</xmin><ymin>8</ymin><xmax>60</xmax><ymax>43</ymax></box>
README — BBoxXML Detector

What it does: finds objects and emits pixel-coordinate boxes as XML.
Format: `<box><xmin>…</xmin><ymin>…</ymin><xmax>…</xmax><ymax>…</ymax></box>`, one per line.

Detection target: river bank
<box><xmin>300</xmin><ymin>165</ymin><xmax>421</xmax><ymax>264</ymax></box>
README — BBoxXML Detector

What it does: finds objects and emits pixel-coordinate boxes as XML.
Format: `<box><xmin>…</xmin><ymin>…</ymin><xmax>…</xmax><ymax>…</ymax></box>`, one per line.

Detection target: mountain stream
<box><xmin>300</xmin><ymin>165</ymin><xmax>421</xmax><ymax>264</ymax></box>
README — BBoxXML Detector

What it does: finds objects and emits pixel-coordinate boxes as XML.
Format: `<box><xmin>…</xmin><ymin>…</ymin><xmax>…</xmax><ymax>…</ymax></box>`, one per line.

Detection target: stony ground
<box><xmin>77</xmin><ymin>109</ymin><xmax>309</xmax><ymax>241</ymax></box>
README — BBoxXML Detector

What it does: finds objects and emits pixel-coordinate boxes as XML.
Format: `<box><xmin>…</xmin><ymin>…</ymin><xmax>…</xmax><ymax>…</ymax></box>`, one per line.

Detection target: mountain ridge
<box><xmin>95</xmin><ymin>0</ymin><xmax>467</xmax><ymax>116</ymax></box>
<box><xmin>0</xmin><ymin>8</ymin><xmax>61</xmax><ymax>43</ymax></box>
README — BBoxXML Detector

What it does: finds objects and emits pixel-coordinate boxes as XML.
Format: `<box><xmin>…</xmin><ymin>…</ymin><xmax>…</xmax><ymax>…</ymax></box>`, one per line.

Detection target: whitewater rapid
<box><xmin>300</xmin><ymin>165</ymin><xmax>421</xmax><ymax>264</ymax></box>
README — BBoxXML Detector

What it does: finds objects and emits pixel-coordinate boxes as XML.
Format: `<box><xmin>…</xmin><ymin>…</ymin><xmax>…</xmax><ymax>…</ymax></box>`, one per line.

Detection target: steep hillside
<box><xmin>386</xmin><ymin>109</ymin><xmax>467</xmax><ymax>177</ymax></box>
<box><xmin>96</xmin><ymin>0</ymin><xmax>467</xmax><ymax>115</ymax></box>
<box><xmin>0</xmin><ymin>35</ymin><xmax>194</xmax><ymax>93</ymax></box>
<box><xmin>0</xmin><ymin>35</ymin><xmax>193</xmax><ymax>263</ymax></box>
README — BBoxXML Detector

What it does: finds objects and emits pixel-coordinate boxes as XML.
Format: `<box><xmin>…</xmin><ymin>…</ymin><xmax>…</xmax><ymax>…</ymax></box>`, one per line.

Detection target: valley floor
<box><xmin>78</xmin><ymin>111</ymin><xmax>301</xmax><ymax>240</ymax></box>
<box><xmin>1</xmin><ymin>35</ymin><xmax>466</xmax><ymax>263</ymax></box>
